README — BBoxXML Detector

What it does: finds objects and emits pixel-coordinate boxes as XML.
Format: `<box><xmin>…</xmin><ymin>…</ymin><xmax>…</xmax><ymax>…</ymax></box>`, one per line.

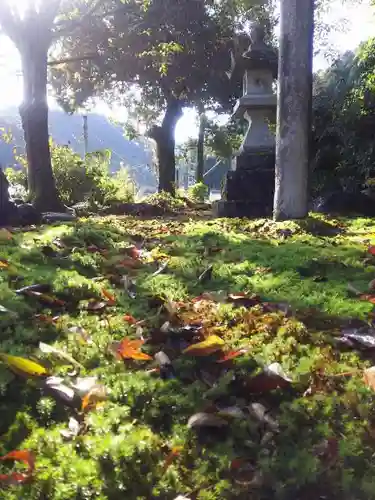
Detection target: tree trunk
<box><xmin>196</xmin><ymin>106</ymin><xmax>206</xmax><ymax>183</ymax></box>
<box><xmin>273</xmin><ymin>0</ymin><xmax>314</xmax><ymax>221</ymax></box>
<box><xmin>19</xmin><ymin>48</ymin><xmax>63</xmax><ymax>212</ymax></box>
<box><xmin>150</xmin><ymin>98</ymin><xmax>183</xmax><ymax>196</ymax></box>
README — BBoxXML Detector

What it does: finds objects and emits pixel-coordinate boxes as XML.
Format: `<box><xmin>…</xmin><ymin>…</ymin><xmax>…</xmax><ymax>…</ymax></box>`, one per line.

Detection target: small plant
<box><xmin>188</xmin><ymin>182</ymin><xmax>209</xmax><ymax>202</ymax></box>
<box><xmin>143</xmin><ymin>191</ymin><xmax>186</xmax><ymax>211</ymax></box>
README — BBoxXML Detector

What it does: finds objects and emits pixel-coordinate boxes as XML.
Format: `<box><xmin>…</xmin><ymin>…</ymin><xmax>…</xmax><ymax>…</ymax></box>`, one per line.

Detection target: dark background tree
<box><xmin>49</xmin><ymin>0</ymin><xmax>276</xmax><ymax>194</ymax></box>
<box><xmin>0</xmin><ymin>0</ymin><xmax>105</xmax><ymax>211</ymax></box>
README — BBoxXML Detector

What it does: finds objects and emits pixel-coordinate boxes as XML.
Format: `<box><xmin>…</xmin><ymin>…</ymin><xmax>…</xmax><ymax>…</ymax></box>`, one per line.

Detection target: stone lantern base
<box><xmin>213</xmin><ymin>149</ymin><xmax>275</xmax><ymax>218</ymax></box>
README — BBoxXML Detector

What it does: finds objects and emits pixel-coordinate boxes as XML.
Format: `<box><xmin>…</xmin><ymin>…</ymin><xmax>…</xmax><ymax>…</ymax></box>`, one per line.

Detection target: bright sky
<box><xmin>0</xmin><ymin>0</ymin><xmax>374</xmax><ymax>143</ymax></box>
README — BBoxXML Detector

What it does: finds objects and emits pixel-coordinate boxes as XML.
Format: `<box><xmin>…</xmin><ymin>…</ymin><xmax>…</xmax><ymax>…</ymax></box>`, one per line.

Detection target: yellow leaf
<box><xmin>0</xmin><ymin>353</ymin><xmax>48</xmax><ymax>378</ymax></box>
<box><xmin>183</xmin><ymin>335</ymin><xmax>225</xmax><ymax>357</ymax></box>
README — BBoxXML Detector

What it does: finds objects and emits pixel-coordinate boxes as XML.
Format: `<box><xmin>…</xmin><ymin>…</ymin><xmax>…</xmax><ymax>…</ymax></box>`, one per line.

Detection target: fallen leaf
<box><xmin>39</xmin><ymin>342</ymin><xmax>83</xmax><ymax>369</ymax></box>
<box><xmin>72</xmin><ymin>376</ymin><xmax>99</xmax><ymax>396</ymax></box>
<box><xmin>248</xmin><ymin>403</ymin><xmax>279</xmax><ymax>431</ymax></box>
<box><xmin>25</xmin><ymin>291</ymin><xmax>66</xmax><ymax>307</ymax></box>
<box><xmin>183</xmin><ymin>335</ymin><xmax>225</xmax><ymax>357</ymax></box>
<box><xmin>34</xmin><ymin>314</ymin><xmax>60</xmax><ymax>324</ymax></box>
<box><xmin>60</xmin><ymin>417</ymin><xmax>81</xmax><ymax>440</ymax></box>
<box><xmin>244</xmin><ymin>363</ymin><xmax>292</xmax><ymax>394</ymax></box>
<box><xmin>216</xmin><ymin>349</ymin><xmax>247</xmax><ymax>363</ymax></box>
<box><xmin>339</xmin><ymin>327</ymin><xmax>375</xmax><ymax>349</ymax></box>
<box><xmin>163</xmin><ymin>446</ymin><xmax>182</xmax><ymax>472</ymax></box>
<box><xmin>230</xmin><ymin>459</ymin><xmax>262</xmax><ymax>488</ymax></box>
<box><xmin>0</xmin><ymin>353</ymin><xmax>48</xmax><ymax>378</ymax></box>
<box><xmin>364</xmin><ymin>366</ymin><xmax>375</xmax><ymax>391</ymax></box>
<box><xmin>198</xmin><ymin>265</ymin><xmax>213</xmax><ymax>283</ymax></box>
<box><xmin>117</xmin><ymin>338</ymin><xmax>153</xmax><ymax>361</ymax></box>
<box><xmin>152</xmin><ymin>260</ymin><xmax>169</xmax><ymax>277</ymax></box>
<box><xmin>16</xmin><ymin>283</ymin><xmax>52</xmax><ymax>296</ymax></box>
<box><xmin>68</xmin><ymin>326</ymin><xmax>92</xmax><ymax>344</ymax></box>
<box><xmin>369</xmin><ymin>246</ymin><xmax>375</xmax><ymax>256</ymax></box>
<box><xmin>187</xmin><ymin>412</ymin><xmax>228</xmax><ymax>429</ymax></box>
<box><xmin>102</xmin><ymin>289</ymin><xmax>116</xmax><ymax>305</ymax></box>
<box><xmin>43</xmin><ymin>377</ymin><xmax>78</xmax><ymax>406</ymax></box>
<box><xmin>0</xmin><ymin>259</ymin><xmax>9</xmax><ymax>269</ymax></box>
<box><xmin>86</xmin><ymin>300</ymin><xmax>108</xmax><ymax>312</ymax></box>
<box><xmin>360</xmin><ymin>294</ymin><xmax>375</xmax><ymax>304</ymax></box>
<box><xmin>123</xmin><ymin>314</ymin><xmax>138</xmax><ymax>325</ymax></box>
<box><xmin>0</xmin><ymin>450</ymin><xmax>35</xmax><ymax>484</ymax></box>
<box><xmin>82</xmin><ymin>384</ymin><xmax>107</xmax><ymax>412</ymax></box>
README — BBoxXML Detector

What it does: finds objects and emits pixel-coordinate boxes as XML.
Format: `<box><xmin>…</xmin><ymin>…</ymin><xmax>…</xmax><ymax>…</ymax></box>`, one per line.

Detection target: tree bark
<box><xmin>149</xmin><ymin>98</ymin><xmax>183</xmax><ymax>195</ymax></box>
<box><xmin>19</xmin><ymin>48</ymin><xmax>63</xmax><ymax>212</ymax></box>
<box><xmin>273</xmin><ymin>0</ymin><xmax>314</xmax><ymax>221</ymax></box>
<box><xmin>196</xmin><ymin>106</ymin><xmax>206</xmax><ymax>183</ymax></box>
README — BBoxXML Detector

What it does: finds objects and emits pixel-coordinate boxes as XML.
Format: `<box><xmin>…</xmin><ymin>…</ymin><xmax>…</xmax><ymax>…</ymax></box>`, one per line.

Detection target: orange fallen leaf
<box><xmin>117</xmin><ymin>338</ymin><xmax>153</xmax><ymax>361</ymax></box>
<box><xmin>82</xmin><ymin>385</ymin><xmax>107</xmax><ymax>412</ymax></box>
<box><xmin>163</xmin><ymin>446</ymin><xmax>182</xmax><ymax>472</ymax></box>
<box><xmin>102</xmin><ymin>289</ymin><xmax>116</xmax><ymax>304</ymax></box>
<box><xmin>0</xmin><ymin>450</ymin><xmax>35</xmax><ymax>484</ymax></box>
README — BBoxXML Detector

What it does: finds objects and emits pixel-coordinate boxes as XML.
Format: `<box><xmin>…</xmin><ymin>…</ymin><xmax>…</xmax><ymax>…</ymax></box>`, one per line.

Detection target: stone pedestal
<box><xmin>213</xmin><ymin>149</ymin><xmax>275</xmax><ymax>218</ymax></box>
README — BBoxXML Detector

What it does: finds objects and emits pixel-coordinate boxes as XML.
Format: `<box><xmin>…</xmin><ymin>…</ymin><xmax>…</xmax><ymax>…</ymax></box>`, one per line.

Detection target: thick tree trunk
<box><xmin>19</xmin><ymin>49</ymin><xmax>63</xmax><ymax>212</ymax></box>
<box><xmin>150</xmin><ymin>98</ymin><xmax>183</xmax><ymax>196</ymax></box>
<box><xmin>273</xmin><ymin>0</ymin><xmax>314</xmax><ymax>221</ymax></box>
<box><xmin>196</xmin><ymin>106</ymin><xmax>206</xmax><ymax>183</ymax></box>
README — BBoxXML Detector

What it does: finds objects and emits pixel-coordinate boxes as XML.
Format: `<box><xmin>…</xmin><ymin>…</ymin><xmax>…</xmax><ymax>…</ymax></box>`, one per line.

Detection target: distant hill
<box><xmin>0</xmin><ymin>107</ymin><xmax>157</xmax><ymax>190</ymax></box>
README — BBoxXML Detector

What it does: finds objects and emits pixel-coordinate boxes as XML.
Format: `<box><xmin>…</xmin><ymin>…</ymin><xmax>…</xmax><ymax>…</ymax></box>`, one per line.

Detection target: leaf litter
<box><xmin>3</xmin><ymin>216</ymin><xmax>375</xmax><ymax>496</ymax></box>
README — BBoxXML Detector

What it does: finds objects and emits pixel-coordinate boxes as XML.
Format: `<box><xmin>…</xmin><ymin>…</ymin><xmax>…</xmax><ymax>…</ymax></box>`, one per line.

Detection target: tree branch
<box><xmin>48</xmin><ymin>53</ymin><xmax>100</xmax><ymax>66</ymax></box>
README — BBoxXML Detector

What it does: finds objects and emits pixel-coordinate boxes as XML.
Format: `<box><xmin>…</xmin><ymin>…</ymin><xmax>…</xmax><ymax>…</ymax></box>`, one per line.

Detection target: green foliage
<box><xmin>188</xmin><ymin>182</ymin><xmax>209</xmax><ymax>202</ymax></box>
<box><xmin>312</xmin><ymin>38</ymin><xmax>375</xmax><ymax>194</ymax></box>
<box><xmin>143</xmin><ymin>191</ymin><xmax>186</xmax><ymax>211</ymax></box>
<box><xmin>205</xmin><ymin>119</ymin><xmax>244</xmax><ymax>159</ymax></box>
<box><xmin>6</xmin><ymin>144</ymin><xmax>135</xmax><ymax>208</ymax></box>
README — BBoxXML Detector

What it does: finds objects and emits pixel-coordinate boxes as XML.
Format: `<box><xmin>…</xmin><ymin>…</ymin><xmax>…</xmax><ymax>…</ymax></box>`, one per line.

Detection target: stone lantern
<box><xmin>214</xmin><ymin>23</ymin><xmax>278</xmax><ymax>218</ymax></box>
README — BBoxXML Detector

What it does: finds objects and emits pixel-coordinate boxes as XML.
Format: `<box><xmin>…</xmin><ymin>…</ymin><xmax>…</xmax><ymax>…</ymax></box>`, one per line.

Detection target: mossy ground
<box><xmin>1</xmin><ymin>212</ymin><xmax>375</xmax><ymax>499</ymax></box>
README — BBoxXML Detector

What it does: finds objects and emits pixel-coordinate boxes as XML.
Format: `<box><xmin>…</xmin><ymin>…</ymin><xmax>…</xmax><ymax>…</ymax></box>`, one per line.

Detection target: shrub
<box><xmin>143</xmin><ymin>191</ymin><xmax>186</xmax><ymax>212</ymax></box>
<box><xmin>188</xmin><ymin>182</ymin><xmax>209</xmax><ymax>202</ymax></box>
<box><xmin>5</xmin><ymin>143</ymin><xmax>135</xmax><ymax>208</ymax></box>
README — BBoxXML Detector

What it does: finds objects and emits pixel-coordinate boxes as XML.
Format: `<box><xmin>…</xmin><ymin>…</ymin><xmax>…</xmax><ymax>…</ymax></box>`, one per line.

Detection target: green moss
<box><xmin>1</xmin><ymin>214</ymin><xmax>375</xmax><ymax>498</ymax></box>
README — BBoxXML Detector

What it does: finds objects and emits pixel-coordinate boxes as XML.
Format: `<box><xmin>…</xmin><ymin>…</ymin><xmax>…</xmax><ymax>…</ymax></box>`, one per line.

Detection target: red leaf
<box><xmin>0</xmin><ymin>450</ymin><xmax>35</xmax><ymax>484</ymax></box>
<box><xmin>216</xmin><ymin>350</ymin><xmax>246</xmax><ymax>363</ymax></box>
<box><xmin>123</xmin><ymin>314</ymin><xmax>137</xmax><ymax>324</ymax></box>
<box><xmin>128</xmin><ymin>246</ymin><xmax>142</xmax><ymax>259</ymax></box>
<box><xmin>369</xmin><ymin>246</ymin><xmax>375</xmax><ymax>256</ymax></box>
<box><xmin>359</xmin><ymin>294</ymin><xmax>375</xmax><ymax>304</ymax></box>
